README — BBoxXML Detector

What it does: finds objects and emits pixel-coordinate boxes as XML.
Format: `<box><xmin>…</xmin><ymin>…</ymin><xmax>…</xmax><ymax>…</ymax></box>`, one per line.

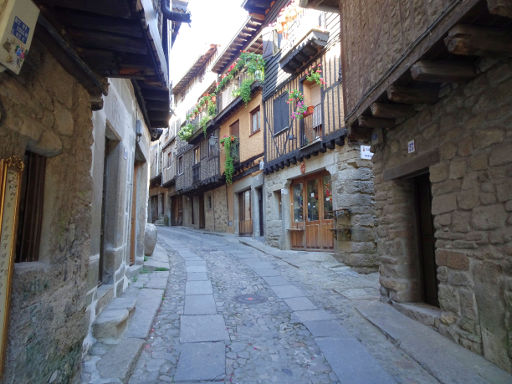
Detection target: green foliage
<box><xmin>220</xmin><ymin>135</ymin><xmax>239</xmax><ymax>184</ymax></box>
<box><xmin>239</xmin><ymin>78</ymin><xmax>254</xmax><ymax>105</ymax></box>
<box><xmin>178</xmin><ymin>122</ymin><xmax>195</xmax><ymax>141</ymax></box>
<box><xmin>200</xmin><ymin>115</ymin><xmax>212</xmax><ymax>137</ymax></box>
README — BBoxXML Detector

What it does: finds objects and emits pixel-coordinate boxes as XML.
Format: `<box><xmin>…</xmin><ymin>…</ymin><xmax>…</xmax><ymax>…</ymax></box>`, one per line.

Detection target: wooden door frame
<box><xmin>289</xmin><ymin>170</ymin><xmax>333</xmax><ymax>250</ymax></box>
<box><xmin>129</xmin><ymin>163</ymin><xmax>138</xmax><ymax>265</ymax></box>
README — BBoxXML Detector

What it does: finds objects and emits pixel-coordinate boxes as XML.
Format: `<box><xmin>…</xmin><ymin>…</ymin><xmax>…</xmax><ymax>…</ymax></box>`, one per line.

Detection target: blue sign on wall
<box><xmin>11</xmin><ymin>16</ymin><xmax>30</xmax><ymax>44</ymax></box>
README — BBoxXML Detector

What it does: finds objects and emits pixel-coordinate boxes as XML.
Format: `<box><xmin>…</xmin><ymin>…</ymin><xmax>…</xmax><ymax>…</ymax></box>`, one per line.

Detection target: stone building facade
<box><xmin>373</xmin><ymin>59</ymin><xmax>512</xmax><ymax>371</ymax></box>
<box><xmin>245</xmin><ymin>0</ymin><xmax>377</xmax><ymax>270</ymax></box>
<box><xmin>330</xmin><ymin>0</ymin><xmax>512</xmax><ymax>372</ymax></box>
<box><xmin>0</xmin><ymin>40</ymin><xmax>93</xmax><ymax>383</ymax></box>
<box><xmin>0</xmin><ymin>0</ymin><xmax>178</xmax><ymax>381</ymax></box>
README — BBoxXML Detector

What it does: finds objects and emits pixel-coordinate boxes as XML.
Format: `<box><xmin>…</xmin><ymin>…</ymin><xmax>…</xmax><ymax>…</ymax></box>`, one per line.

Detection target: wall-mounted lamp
<box><xmin>136</xmin><ymin>120</ymin><xmax>143</xmax><ymax>143</ymax></box>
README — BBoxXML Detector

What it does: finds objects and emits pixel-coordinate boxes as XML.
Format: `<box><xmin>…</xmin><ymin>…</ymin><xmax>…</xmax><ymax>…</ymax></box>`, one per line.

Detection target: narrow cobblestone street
<box><xmin>126</xmin><ymin>227</ymin><xmax>451</xmax><ymax>384</ymax></box>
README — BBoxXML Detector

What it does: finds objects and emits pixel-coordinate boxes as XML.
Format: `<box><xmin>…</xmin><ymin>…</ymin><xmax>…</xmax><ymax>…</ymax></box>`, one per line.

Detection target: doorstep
<box><xmin>356</xmin><ymin>301</ymin><xmax>512</xmax><ymax>384</ymax></box>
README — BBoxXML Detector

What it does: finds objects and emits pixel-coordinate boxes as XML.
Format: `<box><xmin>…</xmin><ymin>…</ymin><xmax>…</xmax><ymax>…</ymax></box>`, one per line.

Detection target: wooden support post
<box><xmin>487</xmin><ymin>0</ymin><xmax>512</xmax><ymax>18</ymax></box>
<box><xmin>370</xmin><ymin>102</ymin><xmax>414</xmax><ymax>119</ymax></box>
<box><xmin>358</xmin><ymin>115</ymin><xmax>395</xmax><ymax>129</ymax></box>
<box><xmin>387</xmin><ymin>85</ymin><xmax>439</xmax><ymax>105</ymax></box>
<box><xmin>410</xmin><ymin>60</ymin><xmax>476</xmax><ymax>83</ymax></box>
<box><xmin>445</xmin><ymin>24</ymin><xmax>512</xmax><ymax>57</ymax></box>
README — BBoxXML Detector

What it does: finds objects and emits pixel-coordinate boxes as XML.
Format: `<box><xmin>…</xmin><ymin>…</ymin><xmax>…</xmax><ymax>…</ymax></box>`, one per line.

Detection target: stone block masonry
<box><xmin>373</xmin><ymin>57</ymin><xmax>512</xmax><ymax>372</ymax></box>
<box><xmin>0</xmin><ymin>40</ymin><xmax>94</xmax><ymax>383</ymax></box>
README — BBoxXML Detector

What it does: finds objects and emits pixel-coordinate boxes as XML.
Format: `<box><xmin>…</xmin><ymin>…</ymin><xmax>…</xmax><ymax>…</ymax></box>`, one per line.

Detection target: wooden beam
<box><xmin>56</xmin><ymin>9</ymin><xmax>143</xmax><ymax>38</ymax></box>
<box><xmin>386</xmin><ymin>84</ymin><xmax>439</xmax><ymax>105</ymax></box>
<box><xmin>410</xmin><ymin>60</ymin><xmax>476</xmax><ymax>83</ymax></box>
<box><xmin>370</xmin><ymin>102</ymin><xmax>414</xmax><ymax>119</ymax></box>
<box><xmin>358</xmin><ymin>115</ymin><xmax>395</xmax><ymax>129</ymax></box>
<box><xmin>68</xmin><ymin>28</ymin><xmax>147</xmax><ymax>55</ymax></box>
<box><xmin>487</xmin><ymin>0</ymin><xmax>512</xmax><ymax>18</ymax></box>
<box><xmin>445</xmin><ymin>24</ymin><xmax>512</xmax><ymax>57</ymax></box>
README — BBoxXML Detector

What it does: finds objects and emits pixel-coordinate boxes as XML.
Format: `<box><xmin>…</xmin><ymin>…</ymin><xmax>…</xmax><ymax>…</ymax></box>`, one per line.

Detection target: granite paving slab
<box><xmin>262</xmin><ymin>275</ymin><xmax>289</xmax><ymax>286</ymax></box>
<box><xmin>174</xmin><ymin>342</ymin><xmax>225</xmax><ymax>382</ymax></box>
<box><xmin>184</xmin><ymin>295</ymin><xmax>217</xmax><ymax>315</ymax></box>
<box><xmin>253</xmin><ymin>268</ymin><xmax>281</xmax><ymax>277</ymax></box>
<box><xmin>271</xmin><ymin>284</ymin><xmax>306</xmax><ymax>298</ymax></box>
<box><xmin>96</xmin><ymin>338</ymin><xmax>144</xmax><ymax>382</ymax></box>
<box><xmin>186</xmin><ymin>280</ymin><xmax>213</xmax><ymax>295</ymax></box>
<box><xmin>303</xmin><ymin>320</ymin><xmax>353</xmax><ymax>338</ymax></box>
<box><xmin>187</xmin><ymin>272</ymin><xmax>209</xmax><ymax>281</ymax></box>
<box><xmin>315</xmin><ymin>336</ymin><xmax>396</xmax><ymax>384</ymax></box>
<box><xmin>180</xmin><ymin>315</ymin><xmax>229</xmax><ymax>342</ymax></box>
<box><xmin>292</xmin><ymin>309</ymin><xmax>337</xmax><ymax>322</ymax></box>
<box><xmin>284</xmin><ymin>297</ymin><xmax>317</xmax><ymax>311</ymax></box>
<box><xmin>186</xmin><ymin>265</ymin><xmax>207</xmax><ymax>273</ymax></box>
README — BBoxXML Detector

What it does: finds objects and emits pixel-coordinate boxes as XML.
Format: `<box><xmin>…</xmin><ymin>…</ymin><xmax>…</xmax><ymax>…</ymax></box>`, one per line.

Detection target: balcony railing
<box><xmin>217</xmin><ymin>71</ymin><xmax>252</xmax><ymax>113</ymax></box>
<box><xmin>301</xmin><ymin>103</ymin><xmax>322</xmax><ymax>147</ymax></box>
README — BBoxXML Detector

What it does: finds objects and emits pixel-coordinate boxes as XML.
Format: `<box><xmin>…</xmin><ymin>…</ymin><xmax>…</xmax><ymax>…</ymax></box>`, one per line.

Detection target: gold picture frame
<box><xmin>0</xmin><ymin>156</ymin><xmax>23</xmax><ymax>378</ymax></box>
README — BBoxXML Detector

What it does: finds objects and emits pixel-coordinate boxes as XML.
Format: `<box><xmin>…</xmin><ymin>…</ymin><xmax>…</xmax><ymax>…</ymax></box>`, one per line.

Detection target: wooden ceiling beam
<box><xmin>410</xmin><ymin>60</ymin><xmax>476</xmax><ymax>83</ymax></box>
<box><xmin>487</xmin><ymin>0</ymin><xmax>512</xmax><ymax>19</ymax></box>
<box><xmin>68</xmin><ymin>28</ymin><xmax>148</xmax><ymax>55</ymax></box>
<box><xmin>37</xmin><ymin>0</ymin><xmax>132</xmax><ymax>18</ymax></box>
<box><xmin>358</xmin><ymin>115</ymin><xmax>396</xmax><ymax>129</ymax></box>
<box><xmin>387</xmin><ymin>84</ymin><xmax>439</xmax><ymax>105</ymax></box>
<box><xmin>56</xmin><ymin>9</ymin><xmax>142</xmax><ymax>38</ymax></box>
<box><xmin>370</xmin><ymin>102</ymin><xmax>414</xmax><ymax>119</ymax></box>
<box><xmin>445</xmin><ymin>24</ymin><xmax>512</xmax><ymax>57</ymax></box>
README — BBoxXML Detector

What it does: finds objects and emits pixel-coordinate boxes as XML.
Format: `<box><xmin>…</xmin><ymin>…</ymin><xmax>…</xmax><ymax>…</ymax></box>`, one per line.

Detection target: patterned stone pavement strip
<box><xmin>128</xmin><ymin>227</ymin><xmax>440</xmax><ymax>384</ymax></box>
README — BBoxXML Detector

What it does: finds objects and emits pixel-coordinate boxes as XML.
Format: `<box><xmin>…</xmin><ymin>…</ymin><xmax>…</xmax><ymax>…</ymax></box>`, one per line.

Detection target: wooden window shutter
<box><xmin>16</xmin><ymin>152</ymin><xmax>46</xmax><ymax>262</ymax></box>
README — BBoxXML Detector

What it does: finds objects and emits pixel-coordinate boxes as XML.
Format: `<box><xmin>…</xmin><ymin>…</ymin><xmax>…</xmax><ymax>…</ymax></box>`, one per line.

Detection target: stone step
<box><xmin>94</xmin><ymin>284</ymin><xmax>114</xmax><ymax>318</ymax></box>
<box><xmin>93</xmin><ymin>308</ymin><xmax>130</xmax><ymax>342</ymax></box>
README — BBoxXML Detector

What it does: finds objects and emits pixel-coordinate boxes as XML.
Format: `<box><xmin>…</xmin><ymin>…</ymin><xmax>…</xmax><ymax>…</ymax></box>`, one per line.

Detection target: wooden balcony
<box><xmin>264</xmin><ymin>56</ymin><xmax>346</xmax><ymax>175</ymax></box>
<box><xmin>301</xmin><ymin>103</ymin><xmax>322</xmax><ymax>147</ymax></box>
<box><xmin>162</xmin><ymin>164</ymin><xmax>176</xmax><ymax>187</ymax></box>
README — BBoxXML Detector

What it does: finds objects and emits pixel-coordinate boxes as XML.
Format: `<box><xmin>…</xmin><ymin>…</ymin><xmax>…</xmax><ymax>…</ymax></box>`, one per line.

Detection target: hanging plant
<box><xmin>183</xmin><ymin>53</ymin><xmax>265</xmax><ymax>138</ymax></box>
<box><xmin>178</xmin><ymin>122</ymin><xmax>195</xmax><ymax>142</ymax></box>
<box><xmin>287</xmin><ymin>89</ymin><xmax>308</xmax><ymax>120</ymax></box>
<box><xmin>239</xmin><ymin>78</ymin><xmax>254</xmax><ymax>105</ymax></box>
<box><xmin>200</xmin><ymin>115</ymin><xmax>212</xmax><ymax>137</ymax></box>
<box><xmin>305</xmin><ymin>63</ymin><xmax>326</xmax><ymax>87</ymax></box>
<box><xmin>220</xmin><ymin>135</ymin><xmax>238</xmax><ymax>184</ymax></box>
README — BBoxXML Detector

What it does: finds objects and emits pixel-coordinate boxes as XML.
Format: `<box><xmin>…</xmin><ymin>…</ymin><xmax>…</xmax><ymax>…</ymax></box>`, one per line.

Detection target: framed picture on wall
<box><xmin>0</xmin><ymin>156</ymin><xmax>23</xmax><ymax>377</ymax></box>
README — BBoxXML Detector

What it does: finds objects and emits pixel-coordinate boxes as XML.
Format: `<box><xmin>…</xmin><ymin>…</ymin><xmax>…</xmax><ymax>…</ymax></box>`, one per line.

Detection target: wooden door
<box><xmin>199</xmin><ymin>194</ymin><xmax>205</xmax><ymax>229</ymax></box>
<box><xmin>305</xmin><ymin>178</ymin><xmax>320</xmax><ymax>248</ymax></box>
<box><xmin>290</xmin><ymin>172</ymin><xmax>333</xmax><ymax>250</ymax></box>
<box><xmin>239</xmin><ymin>189</ymin><xmax>252</xmax><ymax>235</ymax></box>
<box><xmin>414</xmin><ymin>172</ymin><xmax>439</xmax><ymax>306</ymax></box>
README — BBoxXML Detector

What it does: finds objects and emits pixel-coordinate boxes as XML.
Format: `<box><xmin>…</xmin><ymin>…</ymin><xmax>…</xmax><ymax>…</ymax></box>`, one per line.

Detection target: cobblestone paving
<box><xmin>128</xmin><ymin>227</ymin><xmax>439</xmax><ymax>384</ymax></box>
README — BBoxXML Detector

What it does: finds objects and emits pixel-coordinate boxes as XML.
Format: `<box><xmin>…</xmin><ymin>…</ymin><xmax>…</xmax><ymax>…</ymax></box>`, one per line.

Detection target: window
<box><xmin>250</xmin><ymin>107</ymin><xmax>261</xmax><ymax>134</ymax></box>
<box><xmin>208</xmin><ymin>195</ymin><xmax>212</xmax><ymax>209</ymax></box>
<box><xmin>178</xmin><ymin>155</ymin><xmax>183</xmax><ymax>174</ymax></box>
<box><xmin>208</xmin><ymin>135</ymin><xmax>217</xmax><ymax>158</ymax></box>
<box><xmin>272</xmin><ymin>30</ymin><xmax>281</xmax><ymax>55</ymax></box>
<box><xmin>16</xmin><ymin>151</ymin><xmax>46</xmax><ymax>262</ymax></box>
<box><xmin>273</xmin><ymin>92</ymin><xmax>289</xmax><ymax>134</ymax></box>
<box><xmin>167</xmin><ymin>152</ymin><xmax>172</xmax><ymax>167</ymax></box>
<box><xmin>193</xmin><ymin>147</ymin><xmax>200</xmax><ymax>165</ymax></box>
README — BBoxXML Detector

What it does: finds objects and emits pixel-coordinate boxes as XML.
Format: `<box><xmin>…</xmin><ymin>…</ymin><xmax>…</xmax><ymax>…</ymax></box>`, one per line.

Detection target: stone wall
<box><xmin>0</xmin><ymin>41</ymin><xmax>93</xmax><ymax>383</ymax></box>
<box><xmin>373</xmin><ymin>58</ymin><xmax>512</xmax><ymax>372</ymax></box>
<box><xmin>205</xmin><ymin>186</ymin><xmax>229</xmax><ymax>233</ymax></box>
<box><xmin>84</xmin><ymin>78</ymin><xmax>151</xmax><ymax>353</ymax></box>
<box><xmin>263</xmin><ymin>142</ymin><xmax>376</xmax><ymax>271</ymax></box>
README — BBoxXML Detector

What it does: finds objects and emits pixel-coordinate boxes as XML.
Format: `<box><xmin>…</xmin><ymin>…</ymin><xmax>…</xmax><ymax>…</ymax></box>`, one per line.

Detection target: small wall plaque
<box><xmin>408</xmin><ymin>139</ymin><xmax>415</xmax><ymax>154</ymax></box>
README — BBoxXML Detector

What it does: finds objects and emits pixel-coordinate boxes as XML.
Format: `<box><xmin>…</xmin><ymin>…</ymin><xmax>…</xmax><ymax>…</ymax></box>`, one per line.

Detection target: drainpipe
<box><xmin>161</xmin><ymin>1</ymin><xmax>191</xmax><ymax>23</ymax></box>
